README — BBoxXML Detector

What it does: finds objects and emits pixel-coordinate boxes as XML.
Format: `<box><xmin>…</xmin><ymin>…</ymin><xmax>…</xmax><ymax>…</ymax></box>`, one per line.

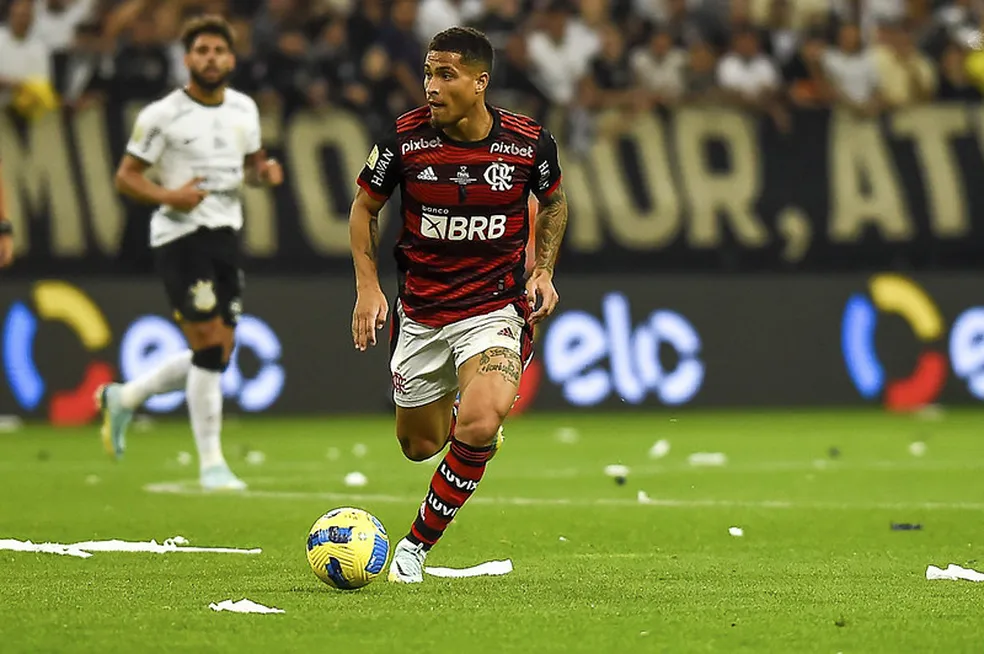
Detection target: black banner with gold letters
<box><xmin>1</xmin><ymin>102</ymin><xmax>982</xmax><ymax>276</ymax></box>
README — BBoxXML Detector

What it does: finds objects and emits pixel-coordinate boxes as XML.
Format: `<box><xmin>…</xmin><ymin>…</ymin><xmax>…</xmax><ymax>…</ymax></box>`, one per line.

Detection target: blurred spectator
<box><xmin>761</xmin><ymin>0</ymin><xmax>800</xmax><ymax>66</ymax></box>
<box><xmin>32</xmin><ymin>0</ymin><xmax>96</xmax><ymax>52</ymax></box>
<box><xmin>783</xmin><ymin>30</ymin><xmax>831</xmax><ymax>108</ymax></box>
<box><xmin>355</xmin><ymin>44</ymin><xmax>411</xmax><ymax>139</ymax></box>
<box><xmin>109</xmin><ymin>11</ymin><xmax>170</xmax><ymax>101</ymax></box>
<box><xmin>633</xmin><ymin>0</ymin><xmax>698</xmax><ymax>24</ymax></box>
<box><xmin>227</xmin><ymin>17</ymin><xmax>269</xmax><ymax>99</ymax></box>
<box><xmin>471</xmin><ymin>0</ymin><xmax>523</xmax><ymax>52</ymax></box>
<box><xmin>525</xmin><ymin>1</ymin><xmax>600</xmax><ymax>108</ymax></box>
<box><xmin>822</xmin><ymin>22</ymin><xmax>880</xmax><ymax>114</ymax></box>
<box><xmin>717</xmin><ymin>25</ymin><xmax>779</xmax><ymax>102</ymax></box>
<box><xmin>579</xmin><ymin>0</ymin><xmax>610</xmax><ymax>33</ymax></box>
<box><xmin>580</xmin><ymin>22</ymin><xmax>639</xmax><ymax>112</ymax></box>
<box><xmin>0</xmin><ymin>0</ymin><xmax>53</xmax><ymax>108</ymax></box>
<box><xmin>630</xmin><ymin>27</ymin><xmax>687</xmax><ymax>105</ymax></box>
<box><xmin>661</xmin><ymin>0</ymin><xmax>710</xmax><ymax>48</ymax></box>
<box><xmin>265</xmin><ymin>27</ymin><xmax>314</xmax><ymax>109</ymax></box>
<box><xmin>308</xmin><ymin>15</ymin><xmax>359</xmax><ymax>110</ymax></box>
<box><xmin>473</xmin><ymin>0</ymin><xmax>541</xmax><ymax>112</ymax></box>
<box><xmin>872</xmin><ymin>20</ymin><xmax>937</xmax><ymax>108</ymax></box>
<box><xmin>718</xmin><ymin>25</ymin><xmax>790</xmax><ymax>130</ymax></box>
<box><xmin>378</xmin><ymin>0</ymin><xmax>426</xmax><ymax>105</ymax></box>
<box><xmin>252</xmin><ymin>0</ymin><xmax>303</xmax><ymax>56</ymax></box>
<box><xmin>938</xmin><ymin>40</ymin><xmax>982</xmax><ymax>100</ymax></box>
<box><xmin>61</xmin><ymin>20</ymin><xmax>110</xmax><ymax>106</ymax></box>
<box><xmin>681</xmin><ymin>39</ymin><xmax>720</xmax><ymax>102</ymax></box>
<box><xmin>415</xmin><ymin>0</ymin><xmax>483</xmax><ymax>44</ymax></box>
<box><xmin>831</xmin><ymin>0</ymin><xmax>905</xmax><ymax>43</ymax></box>
<box><xmin>347</xmin><ymin>0</ymin><xmax>386</xmax><ymax>60</ymax></box>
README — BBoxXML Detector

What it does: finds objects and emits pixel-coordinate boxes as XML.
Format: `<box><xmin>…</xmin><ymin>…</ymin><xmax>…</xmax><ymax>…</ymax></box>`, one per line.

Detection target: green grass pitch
<box><xmin>1</xmin><ymin>410</ymin><xmax>982</xmax><ymax>653</ymax></box>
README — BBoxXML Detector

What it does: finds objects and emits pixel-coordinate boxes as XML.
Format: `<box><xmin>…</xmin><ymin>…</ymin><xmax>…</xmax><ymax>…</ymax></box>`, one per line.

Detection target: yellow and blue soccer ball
<box><xmin>306</xmin><ymin>507</ymin><xmax>389</xmax><ymax>590</ymax></box>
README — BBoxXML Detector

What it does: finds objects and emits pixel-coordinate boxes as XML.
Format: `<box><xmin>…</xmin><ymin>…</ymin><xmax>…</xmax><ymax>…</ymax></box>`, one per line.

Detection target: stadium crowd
<box><xmin>1</xmin><ymin>0</ymin><xmax>983</xmax><ymax>144</ymax></box>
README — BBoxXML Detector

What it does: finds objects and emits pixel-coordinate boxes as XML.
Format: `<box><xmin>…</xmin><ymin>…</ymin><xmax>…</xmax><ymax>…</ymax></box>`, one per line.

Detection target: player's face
<box><xmin>185</xmin><ymin>33</ymin><xmax>235</xmax><ymax>92</ymax></box>
<box><xmin>424</xmin><ymin>51</ymin><xmax>487</xmax><ymax>129</ymax></box>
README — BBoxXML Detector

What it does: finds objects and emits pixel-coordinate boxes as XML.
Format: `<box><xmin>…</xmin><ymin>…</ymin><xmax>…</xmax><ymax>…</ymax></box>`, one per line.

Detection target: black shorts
<box><xmin>153</xmin><ymin>227</ymin><xmax>243</xmax><ymax>325</ymax></box>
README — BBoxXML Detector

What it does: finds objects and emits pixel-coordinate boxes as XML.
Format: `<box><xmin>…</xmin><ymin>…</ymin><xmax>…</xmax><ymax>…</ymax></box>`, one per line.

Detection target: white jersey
<box><xmin>125</xmin><ymin>88</ymin><xmax>262</xmax><ymax>247</ymax></box>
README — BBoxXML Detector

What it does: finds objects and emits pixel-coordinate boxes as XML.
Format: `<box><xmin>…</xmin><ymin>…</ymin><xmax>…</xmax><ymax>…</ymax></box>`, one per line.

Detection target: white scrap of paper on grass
<box><xmin>926</xmin><ymin>564</ymin><xmax>984</xmax><ymax>582</ymax></box>
<box><xmin>209</xmin><ymin>599</ymin><xmax>284</xmax><ymax>614</ymax></box>
<box><xmin>0</xmin><ymin>536</ymin><xmax>261</xmax><ymax>558</ymax></box>
<box><xmin>425</xmin><ymin>559</ymin><xmax>513</xmax><ymax>578</ymax></box>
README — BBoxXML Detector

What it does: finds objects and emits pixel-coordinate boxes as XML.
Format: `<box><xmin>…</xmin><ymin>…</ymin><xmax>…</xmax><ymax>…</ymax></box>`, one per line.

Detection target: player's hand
<box><xmin>258</xmin><ymin>158</ymin><xmax>283</xmax><ymax>187</ymax></box>
<box><xmin>353</xmin><ymin>286</ymin><xmax>389</xmax><ymax>351</ymax></box>
<box><xmin>0</xmin><ymin>233</ymin><xmax>14</xmax><ymax>268</ymax></box>
<box><xmin>526</xmin><ymin>268</ymin><xmax>559</xmax><ymax>325</ymax></box>
<box><xmin>166</xmin><ymin>177</ymin><xmax>208</xmax><ymax>212</ymax></box>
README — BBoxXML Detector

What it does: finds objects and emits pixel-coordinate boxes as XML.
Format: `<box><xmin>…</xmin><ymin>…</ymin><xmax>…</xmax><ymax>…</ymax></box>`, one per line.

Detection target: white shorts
<box><xmin>390</xmin><ymin>301</ymin><xmax>529</xmax><ymax>408</ymax></box>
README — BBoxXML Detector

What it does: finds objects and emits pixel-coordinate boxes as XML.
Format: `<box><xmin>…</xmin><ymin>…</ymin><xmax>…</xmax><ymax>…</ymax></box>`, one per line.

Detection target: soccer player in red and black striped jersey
<box><xmin>348</xmin><ymin>27</ymin><xmax>568</xmax><ymax>583</ymax></box>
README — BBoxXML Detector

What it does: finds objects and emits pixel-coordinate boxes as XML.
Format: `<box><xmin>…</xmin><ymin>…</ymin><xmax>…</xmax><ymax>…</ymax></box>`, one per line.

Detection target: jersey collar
<box><xmin>182</xmin><ymin>88</ymin><xmax>226</xmax><ymax>108</ymax></box>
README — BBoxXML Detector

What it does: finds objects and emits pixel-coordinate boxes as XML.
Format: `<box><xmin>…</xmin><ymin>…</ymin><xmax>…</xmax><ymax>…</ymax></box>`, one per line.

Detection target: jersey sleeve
<box><xmin>531</xmin><ymin>127</ymin><xmax>562</xmax><ymax>201</ymax></box>
<box><xmin>125</xmin><ymin>104</ymin><xmax>168</xmax><ymax>165</ymax></box>
<box><xmin>356</xmin><ymin>128</ymin><xmax>402</xmax><ymax>201</ymax></box>
<box><xmin>245</xmin><ymin>101</ymin><xmax>262</xmax><ymax>155</ymax></box>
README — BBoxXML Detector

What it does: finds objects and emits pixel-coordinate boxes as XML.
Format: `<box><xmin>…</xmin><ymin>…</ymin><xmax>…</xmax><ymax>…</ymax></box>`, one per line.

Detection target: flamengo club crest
<box><xmin>484</xmin><ymin>162</ymin><xmax>514</xmax><ymax>191</ymax></box>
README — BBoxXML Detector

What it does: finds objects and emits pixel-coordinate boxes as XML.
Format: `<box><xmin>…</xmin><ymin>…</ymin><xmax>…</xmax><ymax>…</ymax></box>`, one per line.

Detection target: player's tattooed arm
<box><xmin>367</xmin><ymin>213</ymin><xmax>379</xmax><ymax>261</ymax></box>
<box><xmin>478</xmin><ymin>347</ymin><xmax>523</xmax><ymax>387</ymax></box>
<box><xmin>534</xmin><ymin>184</ymin><xmax>568</xmax><ymax>275</ymax></box>
<box><xmin>526</xmin><ymin>184</ymin><xmax>567</xmax><ymax>324</ymax></box>
<box><xmin>349</xmin><ymin>187</ymin><xmax>389</xmax><ymax>350</ymax></box>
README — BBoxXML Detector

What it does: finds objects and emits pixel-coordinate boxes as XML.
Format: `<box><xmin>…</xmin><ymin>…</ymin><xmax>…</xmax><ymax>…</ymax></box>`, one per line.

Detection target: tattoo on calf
<box><xmin>478</xmin><ymin>347</ymin><xmax>522</xmax><ymax>386</ymax></box>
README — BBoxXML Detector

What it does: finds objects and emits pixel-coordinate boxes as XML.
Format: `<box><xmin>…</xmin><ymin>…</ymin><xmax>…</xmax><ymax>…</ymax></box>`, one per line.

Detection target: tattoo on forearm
<box><xmin>535</xmin><ymin>184</ymin><xmax>568</xmax><ymax>273</ymax></box>
<box><xmin>367</xmin><ymin>216</ymin><xmax>379</xmax><ymax>261</ymax></box>
<box><xmin>478</xmin><ymin>347</ymin><xmax>522</xmax><ymax>387</ymax></box>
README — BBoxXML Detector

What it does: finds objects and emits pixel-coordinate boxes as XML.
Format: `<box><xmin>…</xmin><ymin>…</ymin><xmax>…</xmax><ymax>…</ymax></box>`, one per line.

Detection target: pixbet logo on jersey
<box><xmin>490</xmin><ymin>142</ymin><xmax>534</xmax><ymax>159</ymax></box>
<box><xmin>402</xmin><ymin>137</ymin><xmax>442</xmax><ymax>155</ymax></box>
<box><xmin>2</xmin><ymin>281</ymin><xmax>286</xmax><ymax>424</ymax></box>
<box><xmin>841</xmin><ymin>273</ymin><xmax>984</xmax><ymax>410</ymax></box>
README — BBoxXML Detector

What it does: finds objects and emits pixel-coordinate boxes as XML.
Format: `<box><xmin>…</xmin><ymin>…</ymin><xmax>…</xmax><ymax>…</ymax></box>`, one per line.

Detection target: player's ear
<box><xmin>475</xmin><ymin>71</ymin><xmax>490</xmax><ymax>95</ymax></box>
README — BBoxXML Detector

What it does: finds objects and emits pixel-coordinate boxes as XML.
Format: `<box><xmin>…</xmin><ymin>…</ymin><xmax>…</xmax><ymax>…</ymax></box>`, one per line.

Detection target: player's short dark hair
<box><xmin>180</xmin><ymin>14</ymin><xmax>235</xmax><ymax>52</ymax></box>
<box><xmin>427</xmin><ymin>27</ymin><xmax>494</xmax><ymax>74</ymax></box>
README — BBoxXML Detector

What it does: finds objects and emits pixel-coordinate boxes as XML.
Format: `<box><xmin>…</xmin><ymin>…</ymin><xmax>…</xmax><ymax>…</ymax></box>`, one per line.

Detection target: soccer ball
<box><xmin>306</xmin><ymin>507</ymin><xmax>390</xmax><ymax>590</ymax></box>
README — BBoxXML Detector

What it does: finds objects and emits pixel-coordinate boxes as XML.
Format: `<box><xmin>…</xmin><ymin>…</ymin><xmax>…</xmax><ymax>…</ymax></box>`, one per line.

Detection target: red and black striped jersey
<box><xmin>356</xmin><ymin>105</ymin><xmax>562</xmax><ymax>328</ymax></box>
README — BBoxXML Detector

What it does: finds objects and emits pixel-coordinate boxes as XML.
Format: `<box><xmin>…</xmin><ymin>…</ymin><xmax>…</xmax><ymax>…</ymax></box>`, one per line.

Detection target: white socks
<box><xmin>120</xmin><ymin>350</ymin><xmax>193</xmax><ymax>410</ymax></box>
<box><xmin>186</xmin><ymin>365</ymin><xmax>226</xmax><ymax>471</ymax></box>
<box><xmin>117</xmin><ymin>348</ymin><xmax>228</xmax><ymax>473</ymax></box>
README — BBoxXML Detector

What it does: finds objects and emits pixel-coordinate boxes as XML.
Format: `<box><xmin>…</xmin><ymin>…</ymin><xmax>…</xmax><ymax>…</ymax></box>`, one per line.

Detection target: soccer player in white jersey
<box><xmin>96</xmin><ymin>15</ymin><xmax>283</xmax><ymax>491</ymax></box>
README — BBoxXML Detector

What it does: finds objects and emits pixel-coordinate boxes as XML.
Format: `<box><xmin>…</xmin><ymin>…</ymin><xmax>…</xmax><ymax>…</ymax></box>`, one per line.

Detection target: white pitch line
<box><xmin>142</xmin><ymin>480</ymin><xmax>984</xmax><ymax>511</ymax></box>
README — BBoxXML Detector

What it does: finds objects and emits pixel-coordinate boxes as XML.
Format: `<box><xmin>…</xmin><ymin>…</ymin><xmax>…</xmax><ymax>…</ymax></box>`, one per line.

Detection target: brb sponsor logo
<box><xmin>420</xmin><ymin>213</ymin><xmax>506</xmax><ymax>241</ymax></box>
<box><xmin>841</xmin><ymin>273</ymin><xmax>984</xmax><ymax>410</ymax></box>
<box><xmin>2</xmin><ymin>281</ymin><xmax>285</xmax><ymax>425</ymax></box>
<box><xmin>543</xmin><ymin>292</ymin><xmax>704</xmax><ymax>406</ymax></box>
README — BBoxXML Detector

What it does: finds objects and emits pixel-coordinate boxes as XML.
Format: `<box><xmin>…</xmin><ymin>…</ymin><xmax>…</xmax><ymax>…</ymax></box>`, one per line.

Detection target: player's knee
<box><xmin>191</xmin><ymin>345</ymin><xmax>228</xmax><ymax>372</ymax></box>
<box><xmin>453</xmin><ymin>411</ymin><xmax>501</xmax><ymax>449</ymax></box>
<box><xmin>183</xmin><ymin>318</ymin><xmax>225</xmax><ymax>347</ymax></box>
<box><xmin>397</xmin><ymin>434</ymin><xmax>442</xmax><ymax>462</ymax></box>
